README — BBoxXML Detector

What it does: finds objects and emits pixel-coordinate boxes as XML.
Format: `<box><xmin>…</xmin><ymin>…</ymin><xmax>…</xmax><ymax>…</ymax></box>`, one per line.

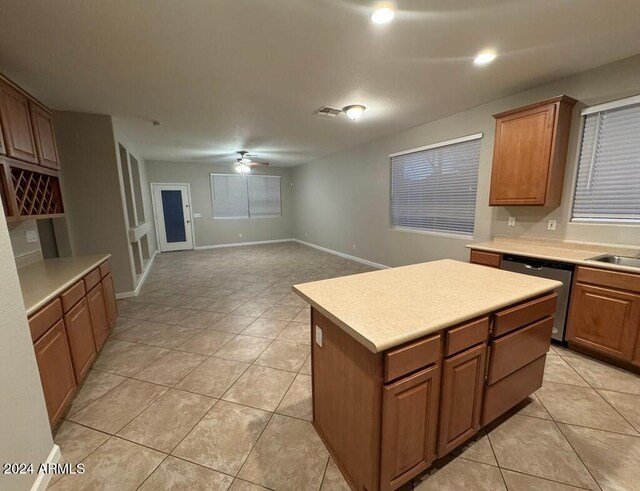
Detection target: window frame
<box><xmin>210</xmin><ymin>173</ymin><xmax>283</xmax><ymax>220</ymax></box>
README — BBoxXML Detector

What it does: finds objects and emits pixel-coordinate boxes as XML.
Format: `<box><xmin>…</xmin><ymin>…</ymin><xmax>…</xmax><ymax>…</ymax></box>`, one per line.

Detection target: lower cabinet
<box><xmin>102</xmin><ymin>272</ymin><xmax>117</xmax><ymax>327</ymax></box>
<box><xmin>33</xmin><ymin>320</ymin><xmax>76</xmax><ymax>426</ymax></box>
<box><xmin>87</xmin><ymin>283</ymin><xmax>110</xmax><ymax>350</ymax></box>
<box><xmin>380</xmin><ymin>364</ymin><xmax>440</xmax><ymax>490</ymax></box>
<box><xmin>64</xmin><ymin>297</ymin><xmax>96</xmax><ymax>383</ymax></box>
<box><xmin>438</xmin><ymin>344</ymin><xmax>486</xmax><ymax>456</ymax></box>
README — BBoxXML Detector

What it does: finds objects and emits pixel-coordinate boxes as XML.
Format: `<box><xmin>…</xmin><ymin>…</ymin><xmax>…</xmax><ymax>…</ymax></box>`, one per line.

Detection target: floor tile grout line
<box><xmin>592</xmin><ymin>387</ymin><xmax>640</xmax><ymax>434</ymax></box>
<box><xmin>496</xmin><ymin>466</ymin><xmax>595</xmax><ymax>491</ymax></box>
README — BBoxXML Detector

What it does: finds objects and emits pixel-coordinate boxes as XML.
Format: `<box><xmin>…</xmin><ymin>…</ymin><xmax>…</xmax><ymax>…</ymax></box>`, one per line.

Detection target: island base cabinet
<box><xmin>64</xmin><ymin>297</ymin><xmax>96</xmax><ymax>383</ymax></box>
<box><xmin>437</xmin><ymin>344</ymin><xmax>486</xmax><ymax>457</ymax></box>
<box><xmin>87</xmin><ymin>284</ymin><xmax>110</xmax><ymax>350</ymax></box>
<box><xmin>33</xmin><ymin>320</ymin><xmax>76</xmax><ymax>426</ymax></box>
<box><xmin>380</xmin><ymin>365</ymin><xmax>440</xmax><ymax>491</ymax></box>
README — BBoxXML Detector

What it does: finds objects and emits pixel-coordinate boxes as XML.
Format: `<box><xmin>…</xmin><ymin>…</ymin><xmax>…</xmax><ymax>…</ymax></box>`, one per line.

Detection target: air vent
<box><xmin>313</xmin><ymin>106</ymin><xmax>342</xmax><ymax>118</ymax></box>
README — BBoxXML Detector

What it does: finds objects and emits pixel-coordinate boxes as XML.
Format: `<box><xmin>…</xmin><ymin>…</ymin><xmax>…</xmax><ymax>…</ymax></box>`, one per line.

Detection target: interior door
<box><xmin>152</xmin><ymin>184</ymin><xmax>194</xmax><ymax>252</ymax></box>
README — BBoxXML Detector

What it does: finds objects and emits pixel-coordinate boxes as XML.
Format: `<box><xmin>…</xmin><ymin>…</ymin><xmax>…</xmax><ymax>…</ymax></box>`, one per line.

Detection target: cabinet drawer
<box><xmin>445</xmin><ymin>317</ymin><xmax>489</xmax><ymax>357</ymax></box>
<box><xmin>84</xmin><ymin>268</ymin><xmax>101</xmax><ymax>291</ymax></box>
<box><xmin>487</xmin><ymin>316</ymin><xmax>553</xmax><ymax>384</ymax></box>
<box><xmin>469</xmin><ymin>250</ymin><xmax>501</xmax><ymax>268</ymax></box>
<box><xmin>60</xmin><ymin>280</ymin><xmax>86</xmax><ymax>313</ymax></box>
<box><xmin>493</xmin><ymin>293</ymin><xmax>557</xmax><ymax>338</ymax></box>
<box><xmin>99</xmin><ymin>260</ymin><xmax>111</xmax><ymax>278</ymax></box>
<box><xmin>482</xmin><ymin>355</ymin><xmax>546</xmax><ymax>426</ymax></box>
<box><xmin>576</xmin><ymin>266</ymin><xmax>640</xmax><ymax>293</ymax></box>
<box><xmin>28</xmin><ymin>298</ymin><xmax>63</xmax><ymax>342</ymax></box>
<box><xmin>384</xmin><ymin>334</ymin><xmax>441</xmax><ymax>383</ymax></box>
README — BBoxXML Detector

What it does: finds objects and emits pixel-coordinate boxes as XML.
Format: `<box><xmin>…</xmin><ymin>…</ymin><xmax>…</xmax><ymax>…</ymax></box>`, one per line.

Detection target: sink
<box><xmin>587</xmin><ymin>254</ymin><xmax>640</xmax><ymax>268</ymax></box>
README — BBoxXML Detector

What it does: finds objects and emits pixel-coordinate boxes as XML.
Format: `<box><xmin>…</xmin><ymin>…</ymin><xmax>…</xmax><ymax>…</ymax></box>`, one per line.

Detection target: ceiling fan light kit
<box><xmin>233</xmin><ymin>150</ymin><xmax>269</xmax><ymax>174</ymax></box>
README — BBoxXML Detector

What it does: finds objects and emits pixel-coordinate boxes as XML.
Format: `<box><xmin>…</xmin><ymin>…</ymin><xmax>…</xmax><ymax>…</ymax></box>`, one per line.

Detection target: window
<box><xmin>390</xmin><ymin>134</ymin><xmax>482</xmax><ymax>237</ymax></box>
<box><xmin>572</xmin><ymin>96</ymin><xmax>640</xmax><ymax>224</ymax></box>
<box><xmin>210</xmin><ymin>174</ymin><xmax>281</xmax><ymax>219</ymax></box>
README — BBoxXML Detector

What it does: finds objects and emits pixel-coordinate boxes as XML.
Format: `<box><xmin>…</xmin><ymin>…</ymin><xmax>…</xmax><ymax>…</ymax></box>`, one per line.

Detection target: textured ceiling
<box><xmin>0</xmin><ymin>0</ymin><xmax>639</xmax><ymax>166</ymax></box>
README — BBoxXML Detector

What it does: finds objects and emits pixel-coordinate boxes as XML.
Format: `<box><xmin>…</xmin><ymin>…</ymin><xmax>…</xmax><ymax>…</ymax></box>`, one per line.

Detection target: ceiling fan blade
<box><xmin>250</xmin><ymin>161</ymin><xmax>270</xmax><ymax>166</ymax></box>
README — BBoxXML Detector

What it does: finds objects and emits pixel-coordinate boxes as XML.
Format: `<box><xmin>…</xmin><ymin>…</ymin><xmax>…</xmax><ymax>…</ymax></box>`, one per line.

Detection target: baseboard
<box><xmin>30</xmin><ymin>444</ymin><xmax>61</xmax><ymax>491</ymax></box>
<box><xmin>116</xmin><ymin>250</ymin><xmax>158</xmax><ymax>299</ymax></box>
<box><xmin>292</xmin><ymin>239</ymin><xmax>389</xmax><ymax>269</ymax></box>
<box><xmin>194</xmin><ymin>238</ymin><xmax>294</xmax><ymax>250</ymax></box>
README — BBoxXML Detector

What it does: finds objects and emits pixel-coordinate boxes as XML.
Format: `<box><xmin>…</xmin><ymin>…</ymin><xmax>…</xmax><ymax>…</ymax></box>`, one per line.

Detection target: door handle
<box><xmin>186</xmin><ymin>220</ymin><xmax>191</xmax><ymax>224</ymax></box>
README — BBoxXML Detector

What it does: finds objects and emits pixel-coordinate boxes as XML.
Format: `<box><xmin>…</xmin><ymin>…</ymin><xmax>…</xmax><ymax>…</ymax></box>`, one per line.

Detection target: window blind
<box><xmin>248</xmin><ymin>175</ymin><xmax>282</xmax><ymax>218</ymax></box>
<box><xmin>211</xmin><ymin>174</ymin><xmax>249</xmax><ymax>218</ymax></box>
<box><xmin>572</xmin><ymin>101</ymin><xmax>640</xmax><ymax>223</ymax></box>
<box><xmin>390</xmin><ymin>135</ymin><xmax>481</xmax><ymax>236</ymax></box>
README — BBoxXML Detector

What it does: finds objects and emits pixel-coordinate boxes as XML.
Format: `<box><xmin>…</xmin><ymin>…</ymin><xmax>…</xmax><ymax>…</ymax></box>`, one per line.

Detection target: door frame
<box><xmin>150</xmin><ymin>182</ymin><xmax>195</xmax><ymax>252</ymax></box>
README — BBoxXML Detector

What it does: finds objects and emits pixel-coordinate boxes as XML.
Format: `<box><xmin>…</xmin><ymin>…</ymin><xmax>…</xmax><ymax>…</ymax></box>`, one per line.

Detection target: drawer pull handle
<box><xmin>524</xmin><ymin>264</ymin><xmax>543</xmax><ymax>271</ymax></box>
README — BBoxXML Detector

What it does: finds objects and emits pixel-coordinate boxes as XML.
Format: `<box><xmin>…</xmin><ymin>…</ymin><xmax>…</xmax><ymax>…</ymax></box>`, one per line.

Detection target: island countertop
<box><xmin>17</xmin><ymin>254</ymin><xmax>111</xmax><ymax>316</ymax></box>
<box><xmin>293</xmin><ymin>259</ymin><xmax>561</xmax><ymax>353</ymax></box>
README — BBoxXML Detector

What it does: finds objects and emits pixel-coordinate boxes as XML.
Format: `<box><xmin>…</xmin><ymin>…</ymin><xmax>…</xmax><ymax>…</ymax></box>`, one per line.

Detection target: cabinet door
<box><xmin>380</xmin><ymin>364</ymin><xmax>440</xmax><ymax>490</ymax></box>
<box><xmin>566</xmin><ymin>283</ymin><xmax>640</xmax><ymax>361</ymax></box>
<box><xmin>438</xmin><ymin>344</ymin><xmax>486</xmax><ymax>456</ymax></box>
<box><xmin>33</xmin><ymin>320</ymin><xmax>76</xmax><ymax>426</ymax></box>
<box><xmin>29</xmin><ymin>102</ymin><xmax>60</xmax><ymax>170</ymax></box>
<box><xmin>489</xmin><ymin>104</ymin><xmax>555</xmax><ymax>205</ymax></box>
<box><xmin>87</xmin><ymin>284</ymin><xmax>110</xmax><ymax>350</ymax></box>
<box><xmin>0</xmin><ymin>83</ymin><xmax>39</xmax><ymax>164</ymax></box>
<box><xmin>64</xmin><ymin>297</ymin><xmax>96</xmax><ymax>383</ymax></box>
<box><xmin>102</xmin><ymin>273</ymin><xmax>118</xmax><ymax>328</ymax></box>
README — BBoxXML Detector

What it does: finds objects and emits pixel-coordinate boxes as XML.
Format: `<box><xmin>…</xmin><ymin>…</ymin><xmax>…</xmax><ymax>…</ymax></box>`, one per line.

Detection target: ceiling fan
<box><xmin>234</xmin><ymin>150</ymin><xmax>270</xmax><ymax>174</ymax></box>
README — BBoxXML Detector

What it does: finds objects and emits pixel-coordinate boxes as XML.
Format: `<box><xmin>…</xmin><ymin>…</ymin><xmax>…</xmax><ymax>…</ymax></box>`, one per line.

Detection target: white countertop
<box><xmin>18</xmin><ymin>254</ymin><xmax>111</xmax><ymax>316</ymax></box>
<box><xmin>467</xmin><ymin>236</ymin><xmax>640</xmax><ymax>274</ymax></box>
<box><xmin>293</xmin><ymin>259</ymin><xmax>561</xmax><ymax>353</ymax></box>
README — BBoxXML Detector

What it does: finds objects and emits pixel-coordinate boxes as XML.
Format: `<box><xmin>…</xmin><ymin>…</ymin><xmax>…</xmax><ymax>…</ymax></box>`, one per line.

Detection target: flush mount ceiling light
<box><xmin>474</xmin><ymin>50</ymin><xmax>497</xmax><ymax>66</ymax></box>
<box><xmin>343</xmin><ymin>104</ymin><xmax>367</xmax><ymax>121</ymax></box>
<box><xmin>371</xmin><ymin>6</ymin><xmax>395</xmax><ymax>24</ymax></box>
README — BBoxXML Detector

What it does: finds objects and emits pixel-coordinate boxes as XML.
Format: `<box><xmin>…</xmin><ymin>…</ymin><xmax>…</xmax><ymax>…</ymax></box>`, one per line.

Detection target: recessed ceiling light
<box><xmin>474</xmin><ymin>50</ymin><xmax>497</xmax><ymax>66</ymax></box>
<box><xmin>371</xmin><ymin>7</ymin><xmax>395</xmax><ymax>24</ymax></box>
<box><xmin>343</xmin><ymin>105</ymin><xmax>367</xmax><ymax>121</ymax></box>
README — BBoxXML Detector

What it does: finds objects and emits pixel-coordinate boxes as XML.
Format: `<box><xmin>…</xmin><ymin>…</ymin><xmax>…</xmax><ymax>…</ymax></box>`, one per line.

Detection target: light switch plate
<box><xmin>508</xmin><ymin>216</ymin><xmax>516</xmax><ymax>227</ymax></box>
<box><xmin>315</xmin><ymin>325</ymin><xmax>323</xmax><ymax>347</ymax></box>
<box><xmin>25</xmin><ymin>230</ymin><xmax>39</xmax><ymax>243</ymax></box>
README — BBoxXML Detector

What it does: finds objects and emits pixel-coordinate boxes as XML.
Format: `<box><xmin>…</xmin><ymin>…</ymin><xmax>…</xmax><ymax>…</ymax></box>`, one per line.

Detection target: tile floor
<box><xmin>51</xmin><ymin>243</ymin><xmax>640</xmax><ymax>490</ymax></box>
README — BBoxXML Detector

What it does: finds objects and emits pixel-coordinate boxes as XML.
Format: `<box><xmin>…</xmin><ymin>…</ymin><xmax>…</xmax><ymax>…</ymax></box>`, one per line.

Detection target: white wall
<box><xmin>7</xmin><ymin>220</ymin><xmax>42</xmax><ymax>262</ymax></box>
<box><xmin>146</xmin><ymin>161</ymin><xmax>294</xmax><ymax>248</ymax></box>
<box><xmin>292</xmin><ymin>54</ymin><xmax>640</xmax><ymax>267</ymax></box>
<box><xmin>0</xmin><ymin>206</ymin><xmax>54</xmax><ymax>491</ymax></box>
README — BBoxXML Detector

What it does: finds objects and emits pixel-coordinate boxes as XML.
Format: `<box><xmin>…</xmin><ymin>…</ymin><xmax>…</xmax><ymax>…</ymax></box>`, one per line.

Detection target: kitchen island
<box><xmin>293</xmin><ymin>259</ymin><xmax>561</xmax><ymax>491</ymax></box>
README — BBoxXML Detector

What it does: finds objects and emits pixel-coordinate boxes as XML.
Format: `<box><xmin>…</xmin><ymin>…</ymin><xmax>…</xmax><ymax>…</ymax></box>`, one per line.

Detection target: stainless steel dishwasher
<box><xmin>500</xmin><ymin>254</ymin><xmax>574</xmax><ymax>342</ymax></box>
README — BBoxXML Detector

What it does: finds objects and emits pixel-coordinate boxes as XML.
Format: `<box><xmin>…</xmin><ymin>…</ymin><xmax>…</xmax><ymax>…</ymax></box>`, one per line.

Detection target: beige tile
<box><xmin>598</xmin><ymin>389</ymin><xmax>640</xmax><ymax>432</ymax></box>
<box><xmin>183</xmin><ymin>296</ymin><xmax>221</xmax><ymax>310</ymax></box>
<box><xmin>177</xmin><ymin>357</ymin><xmax>250</xmax><ymax>398</ymax></box>
<box><xmin>501</xmin><ymin>469</ymin><xmax>585</xmax><ymax>490</ymax></box>
<box><xmin>181</xmin><ymin>310</ymin><xmax>225</xmax><ymax>328</ymax></box>
<box><xmin>177</xmin><ymin>330</ymin><xmax>235</xmax><ymax>356</ymax></box>
<box><xmin>250</xmin><ymin>292</ymin><xmax>285</xmax><ymax>305</ymax></box>
<box><xmin>292</xmin><ymin>308</ymin><xmax>310</xmax><ymax>324</ymax></box>
<box><xmin>300</xmin><ymin>354</ymin><xmax>312</xmax><ymax>375</ymax></box>
<box><xmin>51</xmin><ymin>437</ymin><xmax>164</xmax><ymax>490</ymax></box>
<box><xmin>139</xmin><ymin>456</ymin><xmax>234</xmax><ymax>490</ymax></box>
<box><xmin>276</xmin><ymin>322</ymin><xmax>311</xmax><ymax>345</ymax></box>
<box><xmin>542</xmin><ymin>354</ymin><xmax>589</xmax><ymax>387</ymax></box>
<box><xmin>241</xmin><ymin>318</ymin><xmax>289</xmax><ymax>339</ymax></box>
<box><xmin>413</xmin><ymin>457</ymin><xmax>505</xmax><ymax>490</ymax></box>
<box><xmin>487</xmin><ymin>415</ymin><xmax>598</xmax><ymax>490</ymax></box>
<box><xmin>211</xmin><ymin>315</ymin><xmax>257</xmax><ymax>334</ymax></box>
<box><xmin>254</xmin><ymin>341</ymin><xmax>309</xmax><ymax>372</ymax></box>
<box><xmin>69</xmin><ymin>379</ymin><xmax>168</xmax><ymax>434</ymax></box>
<box><xmin>276</xmin><ymin>293</ymin><xmax>307</xmax><ymax>308</ymax></box>
<box><xmin>514</xmin><ymin>393</ymin><xmax>551</xmax><ymax>420</ymax></box>
<box><xmin>115</xmin><ymin>320</ymin><xmax>171</xmax><ymax>343</ymax></box>
<box><xmin>97</xmin><ymin>342</ymin><xmax>171</xmax><ymax>376</ymax></box>
<box><xmin>536</xmin><ymin>382</ymin><xmax>637</xmax><ymax>435</ymax></box>
<box><xmin>53</xmin><ymin>421</ymin><xmax>109</xmax><ymax>464</ymax></box>
<box><xmin>262</xmin><ymin>304</ymin><xmax>302</xmax><ymax>321</ymax></box>
<box><xmin>144</xmin><ymin>325</ymin><xmax>203</xmax><ymax>349</ymax></box>
<box><xmin>233</xmin><ymin>301</ymin><xmax>272</xmax><ymax>317</ymax></box>
<box><xmin>223</xmin><ymin>365</ymin><xmax>296</xmax><ymax>411</ymax></box>
<box><xmin>110</xmin><ymin>316</ymin><xmax>141</xmax><ymax>335</ymax></box>
<box><xmin>213</xmin><ymin>335</ymin><xmax>271</xmax><ymax>363</ymax></box>
<box><xmin>238</xmin><ymin>414</ymin><xmax>329</xmax><ymax>489</ymax></box>
<box><xmin>134</xmin><ymin>351</ymin><xmax>207</xmax><ymax>386</ymax></box>
<box><xmin>453</xmin><ymin>429</ymin><xmax>496</xmax><ymax>466</ymax></box>
<box><xmin>321</xmin><ymin>458</ymin><xmax>350</xmax><ymax>490</ymax></box>
<box><xmin>564</xmin><ymin>355</ymin><xmax>640</xmax><ymax>394</ymax></box>
<box><xmin>123</xmin><ymin>303</ymin><xmax>173</xmax><ymax>320</ymax></box>
<box><xmin>276</xmin><ymin>374</ymin><xmax>312</xmax><ymax>421</ymax></box>
<box><xmin>173</xmin><ymin>400</ymin><xmax>270</xmax><ymax>475</ymax></box>
<box><xmin>560</xmin><ymin>423</ymin><xmax>640</xmax><ymax>491</ymax></box>
<box><xmin>67</xmin><ymin>370</ymin><xmax>127</xmax><ymax>415</ymax></box>
<box><xmin>229</xmin><ymin>479</ymin><xmax>270</xmax><ymax>491</ymax></box>
<box><xmin>205</xmin><ymin>298</ymin><xmax>245</xmax><ymax>314</ymax></box>
<box><xmin>150</xmin><ymin>307</ymin><xmax>200</xmax><ymax>325</ymax></box>
<box><xmin>118</xmin><ymin>389</ymin><xmax>216</xmax><ymax>453</ymax></box>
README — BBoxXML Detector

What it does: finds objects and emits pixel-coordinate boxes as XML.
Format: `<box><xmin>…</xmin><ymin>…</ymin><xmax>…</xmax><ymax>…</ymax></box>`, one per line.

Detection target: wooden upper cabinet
<box><xmin>380</xmin><ymin>364</ymin><xmax>440</xmax><ymax>490</ymax></box>
<box><xmin>0</xmin><ymin>82</ymin><xmax>39</xmax><ymax>164</ymax></box>
<box><xmin>489</xmin><ymin>96</ymin><xmax>577</xmax><ymax>207</ymax></box>
<box><xmin>30</xmin><ymin>101</ymin><xmax>60</xmax><ymax>170</ymax></box>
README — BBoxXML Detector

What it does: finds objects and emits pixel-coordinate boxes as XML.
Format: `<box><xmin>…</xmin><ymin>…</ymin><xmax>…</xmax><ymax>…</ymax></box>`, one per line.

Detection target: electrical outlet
<box><xmin>315</xmin><ymin>325</ymin><xmax>323</xmax><ymax>347</ymax></box>
<box><xmin>305</xmin><ymin>233</ymin><xmax>308</xmax><ymax>238</ymax></box>
<box><xmin>193</xmin><ymin>212</ymin><xmax>202</xmax><ymax>218</ymax></box>
<box><xmin>352</xmin><ymin>244</ymin><xmax>356</xmax><ymax>250</ymax></box>
<box><xmin>25</xmin><ymin>230</ymin><xmax>39</xmax><ymax>243</ymax></box>
<box><xmin>239</xmin><ymin>233</ymin><xmax>243</xmax><ymax>238</ymax></box>
<box><xmin>508</xmin><ymin>216</ymin><xmax>517</xmax><ymax>227</ymax></box>
<box><xmin>547</xmin><ymin>220</ymin><xmax>557</xmax><ymax>231</ymax></box>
